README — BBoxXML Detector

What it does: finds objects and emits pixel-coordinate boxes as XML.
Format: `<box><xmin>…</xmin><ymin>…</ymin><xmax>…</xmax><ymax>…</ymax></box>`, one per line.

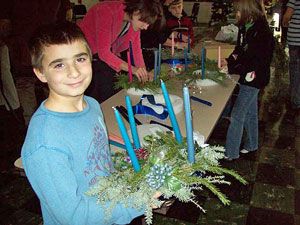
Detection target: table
<box><xmin>193</xmin><ymin>40</ymin><xmax>235</xmax><ymax>60</ymax></box>
<box><xmin>101</xmin><ymin>75</ymin><xmax>239</xmax><ymax>152</ymax></box>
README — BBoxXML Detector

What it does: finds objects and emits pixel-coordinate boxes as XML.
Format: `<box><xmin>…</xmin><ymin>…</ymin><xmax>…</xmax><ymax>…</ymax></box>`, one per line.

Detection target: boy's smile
<box><xmin>34</xmin><ymin>40</ymin><xmax>92</xmax><ymax>103</ymax></box>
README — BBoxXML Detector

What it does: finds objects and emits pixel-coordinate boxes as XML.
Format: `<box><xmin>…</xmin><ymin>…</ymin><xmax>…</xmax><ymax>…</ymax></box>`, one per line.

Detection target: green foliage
<box><xmin>176</xmin><ymin>58</ymin><xmax>228</xmax><ymax>86</ymax></box>
<box><xmin>114</xmin><ymin>66</ymin><xmax>173</xmax><ymax>93</ymax></box>
<box><xmin>86</xmin><ymin>133</ymin><xmax>247</xmax><ymax>224</ymax></box>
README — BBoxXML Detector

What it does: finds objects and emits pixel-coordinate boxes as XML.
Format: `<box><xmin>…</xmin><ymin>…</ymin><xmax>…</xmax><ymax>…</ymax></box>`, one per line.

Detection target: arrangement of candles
<box><xmin>218</xmin><ymin>46</ymin><xmax>221</xmax><ymax>69</ymax></box>
<box><xmin>153</xmin><ymin>43</ymin><xmax>162</xmax><ymax>83</ymax></box>
<box><xmin>127</xmin><ymin>50</ymin><xmax>133</xmax><ymax>83</ymax></box>
<box><xmin>129</xmin><ymin>40</ymin><xmax>135</xmax><ymax>66</ymax></box>
<box><xmin>184</xmin><ymin>47</ymin><xmax>188</xmax><ymax>71</ymax></box>
<box><xmin>113</xmin><ymin>81</ymin><xmax>196</xmax><ymax>172</ymax></box>
<box><xmin>201</xmin><ymin>42</ymin><xmax>206</xmax><ymax>79</ymax></box>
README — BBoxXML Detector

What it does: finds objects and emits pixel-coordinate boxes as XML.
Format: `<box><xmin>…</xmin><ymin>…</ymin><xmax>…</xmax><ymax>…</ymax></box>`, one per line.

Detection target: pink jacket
<box><xmin>78</xmin><ymin>1</ymin><xmax>145</xmax><ymax>72</ymax></box>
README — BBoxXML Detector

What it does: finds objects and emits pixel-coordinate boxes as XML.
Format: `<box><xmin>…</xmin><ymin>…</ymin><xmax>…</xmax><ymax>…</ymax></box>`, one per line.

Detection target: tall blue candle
<box><xmin>161</xmin><ymin>80</ymin><xmax>182</xmax><ymax>143</ymax></box>
<box><xmin>183</xmin><ymin>87</ymin><xmax>195</xmax><ymax>163</ymax></box>
<box><xmin>113</xmin><ymin>107</ymin><xmax>141</xmax><ymax>172</ymax></box>
<box><xmin>154</xmin><ymin>50</ymin><xmax>158</xmax><ymax>83</ymax></box>
<box><xmin>201</xmin><ymin>48</ymin><xmax>205</xmax><ymax>79</ymax></box>
<box><xmin>125</xmin><ymin>96</ymin><xmax>141</xmax><ymax>149</ymax></box>
<box><xmin>188</xmin><ymin>35</ymin><xmax>191</xmax><ymax>53</ymax></box>
<box><xmin>129</xmin><ymin>40</ymin><xmax>135</xmax><ymax>66</ymax></box>
<box><xmin>158</xmin><ymin>43</ymin><xmax>162</xmax><ymax>75</ymax></box>
<box><xmin>184</xmin><ymin>47</ymin><xmax>188</xmax><ymax>71</ymax></box>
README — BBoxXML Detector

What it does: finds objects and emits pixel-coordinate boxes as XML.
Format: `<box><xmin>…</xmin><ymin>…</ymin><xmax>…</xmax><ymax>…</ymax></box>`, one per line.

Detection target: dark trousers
<box><xmin>85</xmin><ymin>55</ymin><xmax>120</xmax><ymax>104</ymax></box>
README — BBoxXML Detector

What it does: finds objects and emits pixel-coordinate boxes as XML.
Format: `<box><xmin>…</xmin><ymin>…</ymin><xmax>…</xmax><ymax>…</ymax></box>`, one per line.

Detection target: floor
<box><xmin>1</xmin><ymin>35</ymin><xmax>300</xmax><ymax>225</ymax></box>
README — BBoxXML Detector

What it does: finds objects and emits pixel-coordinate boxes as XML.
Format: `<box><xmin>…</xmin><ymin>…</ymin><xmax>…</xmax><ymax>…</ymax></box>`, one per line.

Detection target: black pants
<box><xmin>85</xmin><ymin>55</ymin><xmax>120</xmax><ymax>104</ymax></box>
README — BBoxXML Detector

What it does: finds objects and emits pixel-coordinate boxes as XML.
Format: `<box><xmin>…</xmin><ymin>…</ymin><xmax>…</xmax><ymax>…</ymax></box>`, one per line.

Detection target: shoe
<box><xmin>240</xmin><ymin>149</ymin><xmax>249</xmax><ymax>154</ymax></box>
<box><xmin>223</xmin><ymin>156</ymin><xmax>234</xmax><ymax>161</ymax></box>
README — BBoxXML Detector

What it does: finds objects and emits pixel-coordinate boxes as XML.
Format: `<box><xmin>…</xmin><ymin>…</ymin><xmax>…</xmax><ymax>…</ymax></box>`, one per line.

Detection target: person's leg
<box><xmin>225</xmin><ymin>85</ymin><xmax>259</xmax><ymax>159</ymax></box>
<box><xmin>0</xmin><ymin>45</ymin><xmax>20</xmax><ymax>110</ymax></box>
<box><xmin>85</xmin><ymin>55</ymin><xmax>119</xmax><ymax>104</ymax></box>
<box><xmin>243</xmin><ymin>87</ymin><xmax>260</xmax><ymax>151</ymax></box>
<box><xmin>288</xmin><ymin>45</ymin><xmax>300</xmax><ymax>109</ymax></box>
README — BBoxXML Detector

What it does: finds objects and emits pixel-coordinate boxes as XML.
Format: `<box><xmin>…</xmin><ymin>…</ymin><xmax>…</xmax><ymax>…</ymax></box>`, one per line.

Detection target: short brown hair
<box><xmin>123</xmin><ymin>0</ymin><xmax>163</xmax><ymax>25</ymax></box>
<box><xmin>234</xmin><ymin>0</ymin><xmax>266</xmax><ymax>26</ymax></box>
<box><xmin>28</xmin><ymin>21</ymin><xmax>92</xmax><ymax>72</ymax></box>
<box><xmin>168</xmin><ymin>0</ymin><xmax>183</xmax><ymax>7</ymax></box>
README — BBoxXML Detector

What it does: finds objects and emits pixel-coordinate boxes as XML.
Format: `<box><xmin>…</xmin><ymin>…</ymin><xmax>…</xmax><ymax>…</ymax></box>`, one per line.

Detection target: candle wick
<box><xmin>112</xmin><ymin>106</ymin><xmax>116</xmax><ymax>111</ymax></box>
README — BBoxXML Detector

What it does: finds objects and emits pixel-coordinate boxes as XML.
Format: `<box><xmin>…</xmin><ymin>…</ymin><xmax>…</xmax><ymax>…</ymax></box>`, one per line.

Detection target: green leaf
<box><xmin>165</xmin><ymin>176</ymin><xmax>182</xmax><ymax>191</ymax></box>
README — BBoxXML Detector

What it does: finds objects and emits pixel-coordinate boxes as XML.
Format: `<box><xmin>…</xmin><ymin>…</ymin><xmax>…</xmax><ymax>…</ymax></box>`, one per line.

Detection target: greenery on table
<box><xmin>114</xmin><ymin>65</ymin><xmax>172</xmax><ymax>93</ymax></box>
<box><xmin>86</xmin><ymin>132</ymin><xmax>247</xmax><ymax>225</ymax></box>
<box><xmin>161</xmin><ymin>48</ymin><xmax>198</xmax><ymax>60</ymax></box>
<box><xmin>176</xmin><ymin>58</ymin><xmax>228</xmax><ymax>86</ymax></box>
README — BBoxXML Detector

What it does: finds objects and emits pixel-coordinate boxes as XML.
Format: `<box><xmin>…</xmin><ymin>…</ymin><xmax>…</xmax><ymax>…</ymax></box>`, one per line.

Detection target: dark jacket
<box><xmin>227</xmin><ymin>18</ymin><xmax>274</xmax><ymax>89</ymax></box>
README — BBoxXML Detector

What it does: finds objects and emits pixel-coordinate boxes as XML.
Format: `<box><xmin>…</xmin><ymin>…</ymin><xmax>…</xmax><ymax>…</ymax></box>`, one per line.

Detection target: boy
<box><xmin>166</xmin><ymin>0</ymin><xmax>194</xmax><ymax>47</ymax></box>
<box><xmin>21</xmin><ymin>22</ymin><xmax>145</xmax><ymax>225</ymax></box>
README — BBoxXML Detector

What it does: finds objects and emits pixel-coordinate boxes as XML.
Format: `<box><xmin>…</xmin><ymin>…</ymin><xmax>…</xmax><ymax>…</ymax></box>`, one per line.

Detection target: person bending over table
<box><xmin>220</xmin><ymin>0</ymin><xmax>274</xmax><ymax>160</ymax></box>
<box><xmin>78</xmin><ymin>0</ymin><xmax>163</xmax><ymax>103</ymax></box>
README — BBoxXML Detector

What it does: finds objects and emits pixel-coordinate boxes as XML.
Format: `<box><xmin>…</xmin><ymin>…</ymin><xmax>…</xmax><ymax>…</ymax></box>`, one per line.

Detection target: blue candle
<box><xmin>184</xmin><ymin>47</ymin><xmax>188</xmax><ymax>71</ymax></box>
<box><xmin>158</xmin><ymin>43</ymin><xmax>162</xmax><ymax>75</ymax></box>
<box><xmin>129</xmin><ymin>40</ymin><xmax>135</xmax><ymax>66</ymax></box>
<box><xmin>183</xmin><ymin>87</ymin><xmax>195</xmax><ymax>163</ymax></box>
<box><xmin>188</xmin><ymin>35</ymin><xmax>191</xmax><ymax>53</ymax></box>
<box><xmin>201</xmin><ymin>48</ymin><xmax>205</xmax><ymax>79</ymax></box>
<box><xmin>113</xmin><ymin>107</ymin><xmax>141</xmax><ymax>172</ymax></box>
<box><xmin>125</xmin><ymin>96</ymin><xmax>141</xmax><ymax>149</ymax></box>
<box><xmin>154</xmin><ymin>50</ymin><xmax>158</xmax><ymax>83</ymax></box>
<box><xmin>160</xmin><ymin>80</ymin><xmax>182</xmax><ymax>143</ymax></box>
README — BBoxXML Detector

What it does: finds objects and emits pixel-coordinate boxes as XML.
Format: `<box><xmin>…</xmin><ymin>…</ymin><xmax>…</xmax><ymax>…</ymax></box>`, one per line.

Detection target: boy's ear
<box><xmin>33</xmin><ymin>68</ymin><xmax>47</xmax><ymax>83</ymax></box>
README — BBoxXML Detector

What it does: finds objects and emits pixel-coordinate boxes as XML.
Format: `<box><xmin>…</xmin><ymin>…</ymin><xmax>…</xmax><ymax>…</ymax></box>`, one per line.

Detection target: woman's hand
<box><xmin>147</xmin><ymin>71</ymin><xmax>154</xmax><ymax>82</ymax></box>
<box><xmin>220</xmin><ymin>59</ymin><xmax>228</xmax><ymax>72</ymax></box>
<box><xmin>132</xmin><ymin>66</ymin><xmax>148</xmax><ymax>83</ymax></box>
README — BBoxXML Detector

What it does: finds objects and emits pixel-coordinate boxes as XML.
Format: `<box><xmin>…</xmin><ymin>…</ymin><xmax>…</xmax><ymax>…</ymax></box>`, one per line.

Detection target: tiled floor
<box><xmin>1</xmin><ymin>38</ymin><xmax>300</xmax><ymax>225</ymax></box>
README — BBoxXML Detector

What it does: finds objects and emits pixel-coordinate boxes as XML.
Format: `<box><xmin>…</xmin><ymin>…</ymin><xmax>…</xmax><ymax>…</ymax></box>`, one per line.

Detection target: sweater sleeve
<box><xmin>23</xmin><ymin>148</ymin><xmax>144</xmax><ymax>225</ymax></box>
<box><xmin>94</xmin><ymin>5</ymin><xmax>125</xmax><ymax>72</ymax></box>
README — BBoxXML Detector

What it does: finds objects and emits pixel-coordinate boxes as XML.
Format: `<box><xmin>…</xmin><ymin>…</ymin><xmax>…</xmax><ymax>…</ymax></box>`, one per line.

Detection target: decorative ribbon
<box><xmin>132</xmin><ymin>95</ymin><xmax>169</xmax><ymax>120</ymax></box>
<box><xmin>162</xmin><ymin>59</ymin><xmax>192</xmax><ymax>65</ymax></box>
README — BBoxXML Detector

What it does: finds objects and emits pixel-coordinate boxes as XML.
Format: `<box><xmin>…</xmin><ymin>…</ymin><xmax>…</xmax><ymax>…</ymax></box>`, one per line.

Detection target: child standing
<box><xmin>21</xmin><ymin>22</ymin><xmax>146</xmax><ymax>224</ymax></box>
<box><xmin>221</xmin><ymin>0</ymin><xmax>274</xmax><ymax>160</ymax></box>
<box><xmin>166</xmin><ymin>0</ymin><xmax>194</xmax><ymax>49</ymax></box>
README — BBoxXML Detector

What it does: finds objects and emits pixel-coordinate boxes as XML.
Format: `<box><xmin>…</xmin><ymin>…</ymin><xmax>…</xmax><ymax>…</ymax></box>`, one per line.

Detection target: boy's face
<box><xmin>168</xmin><ymin>3</ymin><xmax>183</xmax><ymax>19</ymax></box>
<box><xmin>34</xmin><ymin>40</ymin><xmax>92</xmax><ymax>100</ymax></box>
<box><xmin>131</xmin><ymin>12</ymin><xmax>150</xmax><ymax>31</ymax></box>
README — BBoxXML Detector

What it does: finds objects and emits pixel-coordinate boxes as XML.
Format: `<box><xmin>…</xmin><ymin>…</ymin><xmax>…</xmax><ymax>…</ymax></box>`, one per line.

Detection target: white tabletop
<box><xmin>101</xmin><ymin>75</ymin><xmax>239</xmax><ymax>150</ymax></box>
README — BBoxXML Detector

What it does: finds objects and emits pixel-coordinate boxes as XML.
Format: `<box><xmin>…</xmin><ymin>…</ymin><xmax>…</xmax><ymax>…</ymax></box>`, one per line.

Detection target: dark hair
<box><xmin>168</xmin><ymin>0</ymin><xmax>183</xmax><ymax>7</ymax></box>
<box><xmin>123</xmin><ymin>0</ymin><xmax>164</xmax><ymax>25</ymax></box>
<box><xmin>28</xmin><ymin>21</ymin><xmax>92</xmax><ymax>72</ymax></box>
<box><xmin>234</xmin><ymin>0</ymin><xmax>266</xmax><ymax>26</ymax></box>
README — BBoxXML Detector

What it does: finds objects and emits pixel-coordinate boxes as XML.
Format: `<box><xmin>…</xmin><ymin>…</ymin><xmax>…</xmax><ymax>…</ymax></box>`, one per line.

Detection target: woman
<box><xmin>221</xmin><ymin>0</ymin><xmax>274</xmax><ymax>160</ymax></box>
<box><xmin>78</xmin><ymin>0</ymin><xmax>163</xmax><ymax>103</ymax></box>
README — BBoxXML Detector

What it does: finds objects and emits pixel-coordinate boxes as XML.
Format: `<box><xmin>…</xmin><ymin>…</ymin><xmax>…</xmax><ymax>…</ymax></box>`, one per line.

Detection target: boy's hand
<box><xmin>132</xmin><ymin>66</ymin><xmax>148</xmax><ymax>83</ymax></box>
<box><xmin>152</xmin><ymin>191</ymin><xmax>162</xmax><ymax>209</ymax></box>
